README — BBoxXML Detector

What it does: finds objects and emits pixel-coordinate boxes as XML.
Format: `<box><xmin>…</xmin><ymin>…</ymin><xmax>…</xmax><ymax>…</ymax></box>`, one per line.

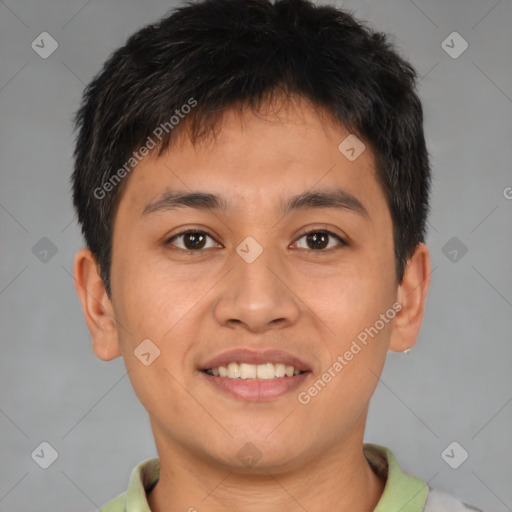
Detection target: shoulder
<box><xmin>363</xmin><ymin>443</ymin><xmax>487</xmax><ymax>512</ymax></box>
<box><xmin>424</xmin><ymin>487</ymin><xmax>486</xmax><ymax>512</ymax></box>
<box><xmin>99</xmin><ymin>493</ymin><xmax>125</xmax><ymax>512</ymax></box>
<box><xmin>97</xmin><ymin>457</ymin><xmax>160</xmax><ymax>512</ymax></box>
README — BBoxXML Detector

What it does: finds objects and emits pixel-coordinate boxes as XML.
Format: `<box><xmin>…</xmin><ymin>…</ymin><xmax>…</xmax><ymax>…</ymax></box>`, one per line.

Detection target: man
<box><xmin>71</xmin><ymin>0</ymin><xmax>484</xmax><ymax>510</ymax></box>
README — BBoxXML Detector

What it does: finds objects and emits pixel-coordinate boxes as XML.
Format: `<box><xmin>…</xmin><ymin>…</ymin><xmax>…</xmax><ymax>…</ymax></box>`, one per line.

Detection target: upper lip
<box><xmin>200</xmin><ymin>348</ymin><xmax>312</xmax><ymax>372</ymax></box>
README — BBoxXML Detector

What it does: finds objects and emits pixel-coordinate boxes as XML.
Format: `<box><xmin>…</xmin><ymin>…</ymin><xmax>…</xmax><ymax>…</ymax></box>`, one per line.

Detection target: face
<box><xmin>76</xmin><ymin>96</ymin><xmax>430</xmax><ymax>473</ymax></box>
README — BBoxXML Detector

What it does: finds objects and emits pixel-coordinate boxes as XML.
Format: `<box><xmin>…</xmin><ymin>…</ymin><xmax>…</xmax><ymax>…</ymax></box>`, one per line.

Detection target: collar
<box><xmin>363</xmin><ymin>443</ymin><xmax>429</xmax><ymax>512</ymax></box>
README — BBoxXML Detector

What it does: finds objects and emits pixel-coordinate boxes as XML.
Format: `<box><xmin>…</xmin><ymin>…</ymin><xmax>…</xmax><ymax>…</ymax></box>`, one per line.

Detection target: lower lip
<box><xmin>198</xmin><ymin>371</ymin><xmax>310</xmax><ymax>401</ymax></box>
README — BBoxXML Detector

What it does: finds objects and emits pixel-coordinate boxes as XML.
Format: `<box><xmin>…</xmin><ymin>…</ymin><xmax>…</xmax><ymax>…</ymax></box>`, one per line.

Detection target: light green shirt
<box><xmin>100</xmin><ymin>443</ymin><xmax>483</xmax><ymax>511</ymax></box>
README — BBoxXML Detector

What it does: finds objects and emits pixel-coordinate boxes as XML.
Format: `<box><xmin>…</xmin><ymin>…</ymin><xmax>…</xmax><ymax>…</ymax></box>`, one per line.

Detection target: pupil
<box><xmin>307</xmin><ymin>233</ymin><xmax>327</xmax><ymax>250</ymax></box>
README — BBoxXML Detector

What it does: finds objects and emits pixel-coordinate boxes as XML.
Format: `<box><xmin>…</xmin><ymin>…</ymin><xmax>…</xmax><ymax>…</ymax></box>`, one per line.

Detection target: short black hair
<box><xmin>71</xmin><ymin>0</ymin><xmax>431</xmax><ymax>299</ymax></box>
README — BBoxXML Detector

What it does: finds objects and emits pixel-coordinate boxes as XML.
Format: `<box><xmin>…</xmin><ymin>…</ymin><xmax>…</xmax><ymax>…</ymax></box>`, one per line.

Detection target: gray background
<box><xmin>0</xmin><ymin>0</ymin><xmax>511</xmax><ymax>510</ymax></box>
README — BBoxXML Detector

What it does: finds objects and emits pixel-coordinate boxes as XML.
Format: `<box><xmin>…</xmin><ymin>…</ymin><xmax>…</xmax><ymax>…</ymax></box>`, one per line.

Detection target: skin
<box><xmin>74</xmin><ymin>95</ymin><xmax>430</xmax><ymax>512</ymax></box>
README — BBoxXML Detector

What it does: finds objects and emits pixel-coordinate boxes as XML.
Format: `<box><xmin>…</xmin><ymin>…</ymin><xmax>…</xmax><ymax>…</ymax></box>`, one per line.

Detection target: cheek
<box><xmin>112</xmin><ymin>258</ymin><xmax>211</xmax><ymax>395</ymax></box>
<box><xmin>306</xmin><ymin>301</ymin><xmax>393</xmax><ymax>423</ymax></box>
<box><xmin>307</xmin><ymin>268</ymin><xmax>396</xmax><ymax>399</ymax></box>
<box><xmin>306</xmin><ymin>266</ymin><xmax>394</xmax><ymax>334</ymax></box>
<box><xmin>112</xmin><ymin>249</ymin><xmax>194</xmax><ymax>338</ymax></box>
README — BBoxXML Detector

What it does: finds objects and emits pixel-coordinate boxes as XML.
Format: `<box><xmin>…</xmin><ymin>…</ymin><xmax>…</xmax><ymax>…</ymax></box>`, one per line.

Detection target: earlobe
<box><xmin>389</xmin><ymin>242</ymin><xmax>431</xmax><ymax>353</ymax></box>
<box><xmin>73</xmin><ymin>248</ymin><xmax>122</xmax><ymax>361</ymax></box>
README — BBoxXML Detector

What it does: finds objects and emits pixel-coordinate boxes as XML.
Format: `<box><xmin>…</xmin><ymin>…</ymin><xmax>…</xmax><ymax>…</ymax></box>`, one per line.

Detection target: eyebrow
<box><xmin>141</xmin><ymin>187</ymin><xmax>369</xmax><ymax>219</ymax></box>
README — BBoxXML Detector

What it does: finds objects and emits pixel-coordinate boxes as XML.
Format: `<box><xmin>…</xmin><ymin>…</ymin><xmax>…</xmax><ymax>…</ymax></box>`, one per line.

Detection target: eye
<box><xmin>164</xmin><ymin>229</ymin><xmax>347</xmax><ymax>253</ymax></box>
<box><xmin>165</xmin><ymin>230</ymin><xmax>220</xmax><ymax>252</ymax></box>
<box><xmin>294</xmin><ymin>230</ymin><xmax>347</xmax><ymax>251</ymax></box>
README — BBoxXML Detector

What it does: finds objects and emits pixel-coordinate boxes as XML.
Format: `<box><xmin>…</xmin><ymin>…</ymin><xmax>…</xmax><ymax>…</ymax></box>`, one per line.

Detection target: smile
<box><xmin>203</xmin><ymin>362</ymin><xmax>305</xmax><ymax>380</ymax></box>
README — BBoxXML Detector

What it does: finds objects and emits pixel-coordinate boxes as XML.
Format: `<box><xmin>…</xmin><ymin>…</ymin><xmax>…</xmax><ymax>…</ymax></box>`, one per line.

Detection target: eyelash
<box><xmin>164</xmin><ymin>228</ymin><xmax>347</xmax><ymax>253</ymax></box>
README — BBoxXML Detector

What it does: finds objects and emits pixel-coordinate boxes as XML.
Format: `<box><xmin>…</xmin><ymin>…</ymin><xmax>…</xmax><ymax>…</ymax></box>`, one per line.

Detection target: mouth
<box><xmin>198</xmin><ymin>349</ymin><xmax>312</xmax><ymax>401</ymax></box>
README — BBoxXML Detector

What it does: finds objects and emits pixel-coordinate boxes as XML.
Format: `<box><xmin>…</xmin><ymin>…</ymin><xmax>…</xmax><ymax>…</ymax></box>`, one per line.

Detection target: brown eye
<box><xmin>165</xmin><ymin>230</ymin><xmax>218</xmax><ymax>251</ymax></box>
<box><xmin>295</xmin><ymin>231</ymin><xmax>346</xmax><ymax>251</ymax></box>
<box><xmin>306</xmin><ymin>232</ymin><xmax>328</xmax><ymax>250</ymax></box>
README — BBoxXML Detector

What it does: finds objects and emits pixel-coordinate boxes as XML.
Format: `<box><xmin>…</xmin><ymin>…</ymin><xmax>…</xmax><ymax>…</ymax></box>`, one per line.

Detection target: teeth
<box><xmin>275</xmin><ymin>363</ymin><xmax>286</xmax><ymax>378</ymax></box>
<box><xmin>285</xmin><ymin>365</ymin><xmax>294</xmax><ymax>377</ymax></box>
<box><xmin>206</xmin><ymin>362</ymin><xmax>304</xmax><ymax>379</ymax></box>
<box><xmin>239</xmin><ymin>363</ymin><xmax>257</xmax><ymax>379</ymax></box>
<box><xmin>256</xmin><ymin>363</ymin><xmax>275</xmax><ymax>380</ymax></box>
<box><xmin>227</xmin><ymin>362</ymin><xmax>240</xmax><ymax>378</ymax></box>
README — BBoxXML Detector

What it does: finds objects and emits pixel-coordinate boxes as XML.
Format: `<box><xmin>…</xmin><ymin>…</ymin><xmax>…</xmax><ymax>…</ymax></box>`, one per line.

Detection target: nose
<box><xmin>212</xmin><ymin>243</ymin><xmax>301</xmax><ymax>334</ymax></box>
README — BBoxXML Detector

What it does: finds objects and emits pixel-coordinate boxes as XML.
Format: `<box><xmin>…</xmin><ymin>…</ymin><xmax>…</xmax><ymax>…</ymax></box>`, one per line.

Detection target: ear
<box><xmin>389</xmin><ymin>242</ymin><xmax>431</xmax><ymax>352</ymax></box>
<box><xmin>73</xmin><ymin>247</ymin><xmax>121</xmax><ymax>361</ymax></box>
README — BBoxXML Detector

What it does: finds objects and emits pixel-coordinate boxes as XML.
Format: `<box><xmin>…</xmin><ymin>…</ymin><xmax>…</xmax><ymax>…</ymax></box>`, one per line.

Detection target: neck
<box><xmin>148</xmin><ymin>423</ymin><xmax>385</xmax><ymax>512</ymax></box>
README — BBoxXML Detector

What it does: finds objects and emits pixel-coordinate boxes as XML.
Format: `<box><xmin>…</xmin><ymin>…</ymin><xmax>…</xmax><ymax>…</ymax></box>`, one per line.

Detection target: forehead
<box><xmin>116</xmin><ymin>96</ymin><xmax>386</xmax><ymax>222</ymax></box>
